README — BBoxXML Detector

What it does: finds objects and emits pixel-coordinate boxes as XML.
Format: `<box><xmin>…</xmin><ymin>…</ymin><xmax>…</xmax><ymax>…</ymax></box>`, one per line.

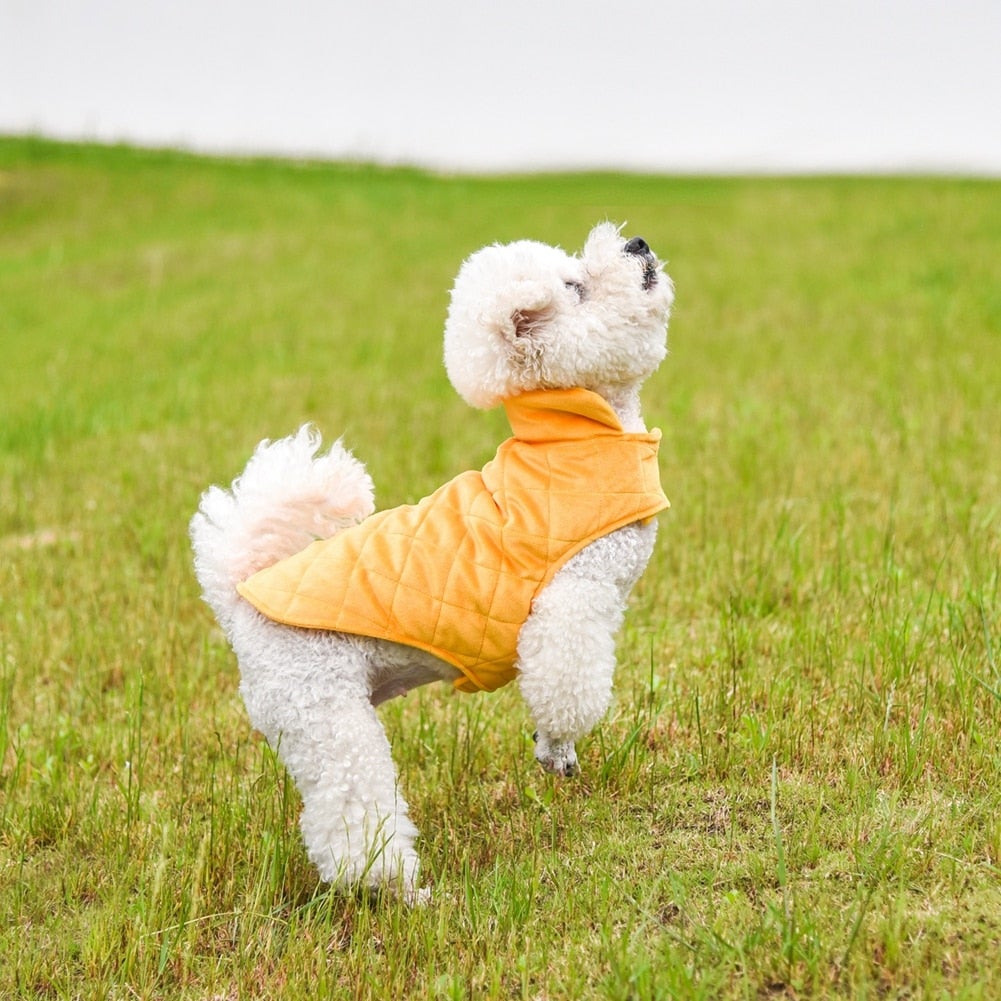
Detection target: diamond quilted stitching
<box><xmin>237</xmin><ymin>390</ymin><xmax>668</xmax><ymax>693</ymax></box>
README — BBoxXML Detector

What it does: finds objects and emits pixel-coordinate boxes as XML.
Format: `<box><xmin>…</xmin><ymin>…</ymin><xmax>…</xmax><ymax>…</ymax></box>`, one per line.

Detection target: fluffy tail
<box><xmin>189</xmin><ymin>425</ymin><xmax>374</xmax><ymax>628</ymax></box>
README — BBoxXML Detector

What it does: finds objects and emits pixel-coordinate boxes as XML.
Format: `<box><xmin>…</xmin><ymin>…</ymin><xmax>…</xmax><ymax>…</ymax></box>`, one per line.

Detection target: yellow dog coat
<box><xmin>237</xmin><ymin>387</ymin><xmax>669</xmax><ymax>693</ymax></box>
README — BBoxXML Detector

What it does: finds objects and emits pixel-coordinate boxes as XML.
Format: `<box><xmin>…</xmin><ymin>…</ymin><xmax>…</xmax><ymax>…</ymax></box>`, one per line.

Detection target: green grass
<box><xmin>1</xmin><ymin>137</ymin><xmax>999</xmax><ymax>999</ymax></box>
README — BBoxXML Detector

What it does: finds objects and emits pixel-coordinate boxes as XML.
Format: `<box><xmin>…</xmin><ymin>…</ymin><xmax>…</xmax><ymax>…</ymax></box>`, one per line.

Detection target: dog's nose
<box><xmin>623</xmin><ymin>237</ymin><xmax>650</xmax><ymax>257</ymax></box>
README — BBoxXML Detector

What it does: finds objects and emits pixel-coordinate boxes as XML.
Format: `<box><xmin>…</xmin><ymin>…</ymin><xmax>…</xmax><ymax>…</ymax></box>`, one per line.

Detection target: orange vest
<box><xmin>237</xmin><ymin>388</ymin><xmax>669</xmax><ymax>693</ymax></box>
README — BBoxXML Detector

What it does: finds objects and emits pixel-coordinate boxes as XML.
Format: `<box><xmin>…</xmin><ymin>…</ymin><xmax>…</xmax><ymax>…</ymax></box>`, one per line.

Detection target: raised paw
<box><xmin>532</xmin><ymin>731</ymin><xmax>579</xmax><ymax>777</ymax></box>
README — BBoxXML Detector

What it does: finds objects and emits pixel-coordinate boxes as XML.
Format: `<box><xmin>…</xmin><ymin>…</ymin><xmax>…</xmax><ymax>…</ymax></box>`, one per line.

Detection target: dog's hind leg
<box><xmin>235</xmin><ymin>625</ymin><xmax>423</xmax><ymax>901</ymax></box>
<box><xmin>293</xmin><ymin>694</ymin><xmax>422</xmax><ymax>901</ymax></box>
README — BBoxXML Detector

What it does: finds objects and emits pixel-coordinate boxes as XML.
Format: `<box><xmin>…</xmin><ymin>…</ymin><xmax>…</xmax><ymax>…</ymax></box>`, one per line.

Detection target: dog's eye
<box><xmin>564</xmin><ymin>280</ymin><xmax>585</xmax><ymax>302</ymax></box>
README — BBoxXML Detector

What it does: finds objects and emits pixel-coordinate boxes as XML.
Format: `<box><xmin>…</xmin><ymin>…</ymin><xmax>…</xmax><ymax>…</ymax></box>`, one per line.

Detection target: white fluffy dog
<box><xmin>190</xmin><ymin>222</ymin><xmax>674</xmax><ymax>901</ymax></box>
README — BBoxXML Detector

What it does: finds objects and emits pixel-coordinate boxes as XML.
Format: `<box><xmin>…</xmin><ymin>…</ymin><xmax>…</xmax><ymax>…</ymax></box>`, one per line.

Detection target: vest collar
<box><xmin>504</xmin><ymin>387</ymin><xmax>637</xmax><ymax>442</ymax></box>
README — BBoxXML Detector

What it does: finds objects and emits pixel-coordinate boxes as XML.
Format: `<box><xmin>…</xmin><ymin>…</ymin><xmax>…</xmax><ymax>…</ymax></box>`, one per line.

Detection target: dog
<box><xmin>190</xmin><ymin>222</ymin><xmax>674</xmax><ymax>902</ymax></box>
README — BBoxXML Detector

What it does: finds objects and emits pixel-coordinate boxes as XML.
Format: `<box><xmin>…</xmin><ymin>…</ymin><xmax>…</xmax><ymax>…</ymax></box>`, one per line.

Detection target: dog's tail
<box><xmin>189</xmin><ymin>425</ymin><xmax>374</xmax><ymax>628</ymax></box>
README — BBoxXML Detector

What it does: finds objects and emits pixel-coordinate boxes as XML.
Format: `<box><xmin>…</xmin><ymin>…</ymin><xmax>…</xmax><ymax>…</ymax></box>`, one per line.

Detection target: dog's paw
<box><xmin>404</xmin><ymin>885</ymin><xmax>432</xmax><ymax>907</ymax></box>
<box><xmin>532</xmin><ymin>731</ymin><xmax>579</xmax><ymax>777</ymax></box>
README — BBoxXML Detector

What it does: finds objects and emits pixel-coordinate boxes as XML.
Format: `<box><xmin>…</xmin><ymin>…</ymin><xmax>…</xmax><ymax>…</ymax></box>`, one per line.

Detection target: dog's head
<box><xmin>444</xmin><ymin>222</ymin><xmax>673</xmax><ymax>409</ymax></box>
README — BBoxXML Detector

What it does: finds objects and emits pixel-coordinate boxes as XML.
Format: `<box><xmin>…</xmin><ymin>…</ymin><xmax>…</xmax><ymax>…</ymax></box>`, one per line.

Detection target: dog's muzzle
<box><xmin>624</xmin><ymin>236</ymin><xmax>658</xmax><ymax>291</ymax></box>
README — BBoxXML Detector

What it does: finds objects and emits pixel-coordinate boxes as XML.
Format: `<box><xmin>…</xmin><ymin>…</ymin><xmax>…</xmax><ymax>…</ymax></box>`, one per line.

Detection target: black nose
<box><xmin>623</xmin><ymin>236</ymin><xmax>650</xmax><ymax>257</ymax></box>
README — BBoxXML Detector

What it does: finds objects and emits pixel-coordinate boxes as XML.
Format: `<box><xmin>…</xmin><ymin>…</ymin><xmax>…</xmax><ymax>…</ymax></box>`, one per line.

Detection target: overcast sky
<box><xmin>2</xmin><ymin>0</ymin><xmax>999</xmax><ymax>173</ymax></box>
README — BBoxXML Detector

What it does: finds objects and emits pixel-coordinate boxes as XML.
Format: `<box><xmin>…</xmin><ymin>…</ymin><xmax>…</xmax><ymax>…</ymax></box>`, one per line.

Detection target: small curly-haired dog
<box><xmin>190</xmin><ymin>223</ymin><xmax>674</xmax><ymax>902</ymax></box>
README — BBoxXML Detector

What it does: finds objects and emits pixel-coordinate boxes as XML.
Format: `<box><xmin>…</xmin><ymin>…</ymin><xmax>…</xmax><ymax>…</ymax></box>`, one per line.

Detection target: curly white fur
<box><xmin>191</xmin><ymin>222</ymin><xmax>673</xmax><ymax>902</ymax></box>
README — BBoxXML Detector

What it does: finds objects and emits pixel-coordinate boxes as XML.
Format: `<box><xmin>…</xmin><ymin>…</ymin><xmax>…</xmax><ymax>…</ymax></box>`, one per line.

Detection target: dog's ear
<box><xmin>484</xmin><ymin>279</ymin><xmax>555</xmax><ymax>343</ymax></box>
<box><xmin>511</xmin><ymin>306</ymin><xmax>551</xmax><ymax>339</ymax></box>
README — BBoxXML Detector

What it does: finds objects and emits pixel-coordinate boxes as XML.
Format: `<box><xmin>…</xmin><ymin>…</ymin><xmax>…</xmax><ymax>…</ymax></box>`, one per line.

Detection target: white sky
<box><xmin>2</xmin><ymin>0</ymin><xmax>999</xmax><ymax>173</ymax></box>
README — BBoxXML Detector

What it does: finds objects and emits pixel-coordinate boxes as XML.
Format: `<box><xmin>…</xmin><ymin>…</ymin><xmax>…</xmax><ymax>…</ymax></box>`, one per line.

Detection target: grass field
<box><xmin>1</xmin><ymin>138</ymin><xmax>999</xmax><ymax>999</ymax></box>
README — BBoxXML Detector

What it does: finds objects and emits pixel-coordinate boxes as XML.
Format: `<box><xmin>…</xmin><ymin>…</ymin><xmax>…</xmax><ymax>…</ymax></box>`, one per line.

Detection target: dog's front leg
<box><xmin>516</xmin><ymin>571</ymin><xmax>625</xmax><ymax>778</ymax></box>
<box><xmin>531</xmin><ymin>729</ymin><xmax>580</xmax><ymax>778</ymax></box>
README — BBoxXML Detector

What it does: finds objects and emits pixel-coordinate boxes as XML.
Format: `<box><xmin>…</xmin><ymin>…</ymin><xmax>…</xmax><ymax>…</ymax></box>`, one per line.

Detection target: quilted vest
<box><xmin>236</xmin><ymin>387</ymin><xmax>669</xmax><ymax>693</ymax></box>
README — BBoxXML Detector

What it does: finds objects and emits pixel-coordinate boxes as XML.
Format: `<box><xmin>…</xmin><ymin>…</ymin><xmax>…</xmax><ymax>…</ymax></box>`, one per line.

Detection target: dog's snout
<box><xmin>624</xmin><ymin>235</ymin><xmax>659</xmax><ymax>290</ymax></box>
